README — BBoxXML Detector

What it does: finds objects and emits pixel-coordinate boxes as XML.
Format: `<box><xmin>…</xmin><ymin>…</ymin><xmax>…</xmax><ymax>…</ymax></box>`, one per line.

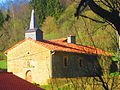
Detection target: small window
<box><xmin>63</xmin><ymin>56</ymin><xmax>68</xmax><ymax>67</ymax></box>
<box><xmin>78</xmin><ymin>59</ymin><xmax>82</xmax><ymax>67</ymax></box>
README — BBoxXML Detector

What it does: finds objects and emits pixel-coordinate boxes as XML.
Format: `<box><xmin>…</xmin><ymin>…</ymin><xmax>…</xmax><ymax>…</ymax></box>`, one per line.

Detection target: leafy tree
<box><xmin>57</xmin><ymin>3</ymin><xmax>116</xmax><ymax>51</ymax></box>
<box><xmin>60</xmin><ymin>0</ymin><xmax>75</xmax><ymax>9</ymax></box>
<box><xmin>30</xmin><ymin>0</ymin><xmax>63</xmax><ymax>25</ymax></box>
<box><xmin>42</xmin><ymin>16</ymin><xmax>58</xmax><ymax>34</ymax></box>
<box><xmin>31</xmin><ymin>0</ymin><xmax>46</xmax><ymax>25</ymax></box>
<box><xmin>0</xmin><ymin>10</ymin><xmax>4</xmax><ymax>28</ymax></box>
<box><xmin>0</xmin><ymin>1</ymin><xmax>31</xmax><ymax>51</ymax></box>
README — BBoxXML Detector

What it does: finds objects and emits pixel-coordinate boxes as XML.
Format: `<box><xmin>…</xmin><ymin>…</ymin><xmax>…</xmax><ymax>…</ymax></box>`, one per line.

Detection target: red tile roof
<box><xmin>0</xmin><ymin>72</ymin><xmax>44</xmax><ymax>90</ymax></box>
<box><xmin>4</xmin><ymin>38</ymin><xmax>113</xmax><ymax>56</ymax></box>
<box><xmin>50</xmin><ymin>38</ymin><xmax>67</xmax><ymax>42</ymax></box>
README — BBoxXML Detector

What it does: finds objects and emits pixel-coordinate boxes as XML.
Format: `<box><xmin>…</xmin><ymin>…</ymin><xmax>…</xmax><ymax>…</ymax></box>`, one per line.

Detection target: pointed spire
<box><xmin>29</xmin><ymin>9</ymin><xmax>38</xmax><ymax>29</ymax></box>
<box><xmin>25</xmin><ymin>9</ymin><xmax>43</xmax><ymax>41</ymax></box>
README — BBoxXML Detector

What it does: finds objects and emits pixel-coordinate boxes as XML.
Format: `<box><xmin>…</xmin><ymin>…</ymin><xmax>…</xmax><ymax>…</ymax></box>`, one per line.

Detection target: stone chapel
<box><xmin>4</xmin><ymin>9</ymin><xmax>114</xmax><ymax>85</ymax></box>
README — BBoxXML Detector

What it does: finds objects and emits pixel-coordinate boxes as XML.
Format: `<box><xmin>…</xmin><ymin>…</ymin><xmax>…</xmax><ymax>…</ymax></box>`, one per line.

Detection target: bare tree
<box><xmin>75</xmin><ymin>0</ymin><xmax>120</xmax><ymax>34</ymax></box>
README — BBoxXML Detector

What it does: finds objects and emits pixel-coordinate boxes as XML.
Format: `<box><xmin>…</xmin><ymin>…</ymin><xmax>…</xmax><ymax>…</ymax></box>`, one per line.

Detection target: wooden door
<box><xmin>26</xmin><ymin>70</ymin><xmax>32</xmax><ymax>82</ymax></box>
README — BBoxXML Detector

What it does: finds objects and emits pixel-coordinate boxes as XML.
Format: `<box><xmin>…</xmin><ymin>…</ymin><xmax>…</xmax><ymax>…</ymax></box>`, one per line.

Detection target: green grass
<box><xmin>38</xmin><ymin>77</ymin><xmax>120</xmax><ymax>90</ymax></box>
<box><xmin>0</xmin><ymin>60</ymin><xmax>7</xmax><ymax>69</ymax></box>
<box><xmin>40</xmin><ymin>85</ymin><xmax>51</xmax><ymax>90</ymax></box>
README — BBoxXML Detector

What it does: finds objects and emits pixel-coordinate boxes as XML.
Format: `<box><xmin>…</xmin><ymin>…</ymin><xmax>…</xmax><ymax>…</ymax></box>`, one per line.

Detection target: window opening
<box><xmin>63</xmin><ymin>56</ymin><xmax>68</xmax><ymax>67</ymax></box>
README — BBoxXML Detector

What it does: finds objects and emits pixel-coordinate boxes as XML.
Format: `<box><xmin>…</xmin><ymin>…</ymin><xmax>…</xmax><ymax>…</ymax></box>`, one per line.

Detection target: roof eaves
<box><xmin>4</xmin><ymin>39</ymin><xmax>27</xmax><ymax>54</ymax></box>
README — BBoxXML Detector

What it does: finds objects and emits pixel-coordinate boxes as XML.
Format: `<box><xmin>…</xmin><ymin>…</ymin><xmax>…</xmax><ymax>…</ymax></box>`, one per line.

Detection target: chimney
<box><xmin>67</xmin><ymin>35</ymin><xmax>76</xmax><ymax>44</ymax></box>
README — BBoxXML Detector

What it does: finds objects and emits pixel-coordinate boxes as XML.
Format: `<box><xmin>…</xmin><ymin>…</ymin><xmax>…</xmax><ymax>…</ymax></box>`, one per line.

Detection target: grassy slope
<box><xmin>40</xmin><ymin>77</ymin><xmax>120</xmax><ymax>90</ymax></box>
<box><xmin>0</xmin><ymin>51</ymin><xmax>7</xmax><ymax>70</ymax></box>
<box><xmin>0</xmin><ymin>60</ymin><xmax>7</xmax><ymax>69</ymax></box>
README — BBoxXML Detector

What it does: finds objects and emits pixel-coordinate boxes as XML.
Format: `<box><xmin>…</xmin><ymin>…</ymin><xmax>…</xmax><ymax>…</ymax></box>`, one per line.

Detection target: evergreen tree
<box><xmin>30</xmin><ymin>0</ymin><xmax>62</xmax><ymax>25</ymax></box>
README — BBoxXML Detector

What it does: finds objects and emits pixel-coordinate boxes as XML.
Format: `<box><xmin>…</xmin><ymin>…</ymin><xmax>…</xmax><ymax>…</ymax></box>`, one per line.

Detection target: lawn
<box><xmin>0</xmin><ymin>60</ymin><xmax>7</xmax><ymax>70</ymax></box>
<box><xmin>39</xmin><ymin>77</ymin><xmax>120</xmax><ymax>90</ymax></box>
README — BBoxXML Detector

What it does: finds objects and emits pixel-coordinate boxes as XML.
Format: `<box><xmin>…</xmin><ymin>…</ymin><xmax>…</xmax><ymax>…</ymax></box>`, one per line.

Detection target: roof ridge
<box><xmin>50</xmin><ymin>38</ymin><xmax>67</xmax><ymax>42</ymax></box>
<box><xmin>50</xmin><ymin>38</ymin><xmax>67</xmax><ymax>40</ymax></box>
<box><xmin>4</xmin><ymin>38</ymin><xmax>114</xmax><ymax>56</ymax></box>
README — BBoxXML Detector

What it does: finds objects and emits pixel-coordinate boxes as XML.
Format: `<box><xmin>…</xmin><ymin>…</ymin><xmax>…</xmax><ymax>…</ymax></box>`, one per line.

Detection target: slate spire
<box><xmin>25</xmin><ymin>9</ymin><xmax>43</xmax><ymax>41</ymax></box>
<box><xmin>29</xmin><ymin>9</ymin><xmax>38</xmax><ymax>29</ymax></box>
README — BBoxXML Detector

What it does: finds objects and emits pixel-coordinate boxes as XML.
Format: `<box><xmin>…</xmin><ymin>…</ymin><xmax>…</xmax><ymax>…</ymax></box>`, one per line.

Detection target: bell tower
<box><xmin>25</xmin><ymin>10</ymin><xmax>43</xmax><ymax>41</ymax></box>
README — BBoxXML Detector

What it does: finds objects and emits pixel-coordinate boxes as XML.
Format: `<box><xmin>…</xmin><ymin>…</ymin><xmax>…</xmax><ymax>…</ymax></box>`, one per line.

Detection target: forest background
<box><xmin>0</xmin><ymin>0</ymin><xmax>117</xmax><ymax>68</ymax></box>
<box><xmin>0</xmin><ymin>0</ymin><xmax>119</xmax><ymax>89</ymax></box>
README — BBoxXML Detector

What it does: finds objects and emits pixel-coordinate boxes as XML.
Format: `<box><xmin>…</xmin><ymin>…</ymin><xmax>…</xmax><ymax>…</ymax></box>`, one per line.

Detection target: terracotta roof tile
<box><xmin>4</xmin><ymin>38</ymin><xmax>114</xmax><ymax>56</ymax></box>
<box><xmin>4</xmin><ymin>39</ymin><xmax>26</xmax><ymax>54</ymax></box>
<box><xmin>0</xmin><ymin>72</ymin><xmax>44</xmax><ymax>90</ymax></box>
<box><xmin>50</xmin><ymin>38</ymin><xmax>67</xmax><ymax>42</ymax></box>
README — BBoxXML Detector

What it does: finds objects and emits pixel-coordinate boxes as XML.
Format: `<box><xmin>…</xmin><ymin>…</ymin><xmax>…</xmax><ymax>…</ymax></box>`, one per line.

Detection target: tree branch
<box><xmin>75</xmin><ymin>0</ymin><xmax>120</xmax><ymax>34</ymax></box>
<box><xmin>80</xmin><ymin>14</ymin><xmax>105</xmax><ymax>23</ymax></box>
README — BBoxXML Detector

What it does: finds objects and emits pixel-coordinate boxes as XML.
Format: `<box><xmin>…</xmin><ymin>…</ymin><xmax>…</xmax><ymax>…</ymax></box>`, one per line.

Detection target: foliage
<box><xmin>44</xmin><ymin>77</ymin><xmax>120</xmax><ymax>90</ymax></box>
<box><xmin>110</xmin><ymin>72</ymin><xmax>119</xmax><ymax>76</ymax></box>
<box><xmin>0</xmin><ymin>10</ymin><xmax>4</xmax><ymax>28</ymax></box>
<box><xmin>0</xmin><ymin>52</ymin><xmax>6</xmax><ymax>60</ymax></box>
<box><xmin>111</xmin><ymin>52</ymin><xmax>118</xmax><ymax>61</ymax></box>
<box><xmin>42</xmin><ymin>16</ymin><xmax>58</xmax><ymax>34</ymax></box>
<box><xmin>98</xmin><ymin>56</ymin><xmax>112</xmax><ymax>75</ymax></box>
<box><xmin>97</xmin><ymin>0</ymin><xmax>120</xmax><ymax>12</ymax></box>
<box><xmin>0</xmin><ymin>0</ymin><xmax>116</xmax><ymax>53</ymax></box>
<box><xmin>43</xmin><ymin>2</ymin><xmax>116</xmax><ymax>52</ymax></box>
<box><xmin>30</xmin><ymin>0</ymin><xmax>63</xmax><ymax>25</ymax></box>
<box><xmin>75</xmin><ymin>0</ymin><xmax>120</xmax><ymax>35</ymax></box>
<box><xmin>0</xmin><ymin>2</ymin><xmax>31</xmax><ymax>50</ymax></box>
<box><xmin>32</xmin><ymin>82</ymin><xmax>40</xmax><ymax>87</ymax></box>
<box><xmin>0</xmin><ymin>1</ymin><xmax>118</xmax><ymax>89</ymax></box>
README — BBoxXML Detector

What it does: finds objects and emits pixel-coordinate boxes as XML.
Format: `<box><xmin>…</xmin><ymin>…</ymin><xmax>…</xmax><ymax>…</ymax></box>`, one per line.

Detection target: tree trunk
<box><xmin>75</xmin><ymin>0</ymin><xmax>120</xmax><ymax>34</ymax></box>
<box><xmin>88</xmin><ymin>0</ymin><xmax>120</xmax><ymax>34</ymax></box>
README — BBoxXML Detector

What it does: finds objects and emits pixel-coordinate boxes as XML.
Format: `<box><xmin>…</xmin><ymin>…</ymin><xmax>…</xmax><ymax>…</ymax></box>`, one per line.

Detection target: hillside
<box><xmin>0</xmin><ymin>1</ymin><xmax>117</xmax><ymax>61</ymax></box>
<box><xmin>42</xmin><ymin>2</ymin><xmax>116</xmax><ymax>52</ymax></box>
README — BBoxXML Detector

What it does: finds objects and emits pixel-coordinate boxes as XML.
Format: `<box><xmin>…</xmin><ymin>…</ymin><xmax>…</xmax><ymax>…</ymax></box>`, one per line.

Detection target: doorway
<box><xmin>26</xmin><ymin>70</ymin><xmax>32</xmax><ymax>82</ymax></box>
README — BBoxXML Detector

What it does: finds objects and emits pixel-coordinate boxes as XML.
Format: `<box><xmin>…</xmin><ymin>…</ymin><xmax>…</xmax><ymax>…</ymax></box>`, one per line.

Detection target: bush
<box><xmin>110</xmin><ymin>72</ymin><xmax>119</xmax><ymax>76</ymax></box>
